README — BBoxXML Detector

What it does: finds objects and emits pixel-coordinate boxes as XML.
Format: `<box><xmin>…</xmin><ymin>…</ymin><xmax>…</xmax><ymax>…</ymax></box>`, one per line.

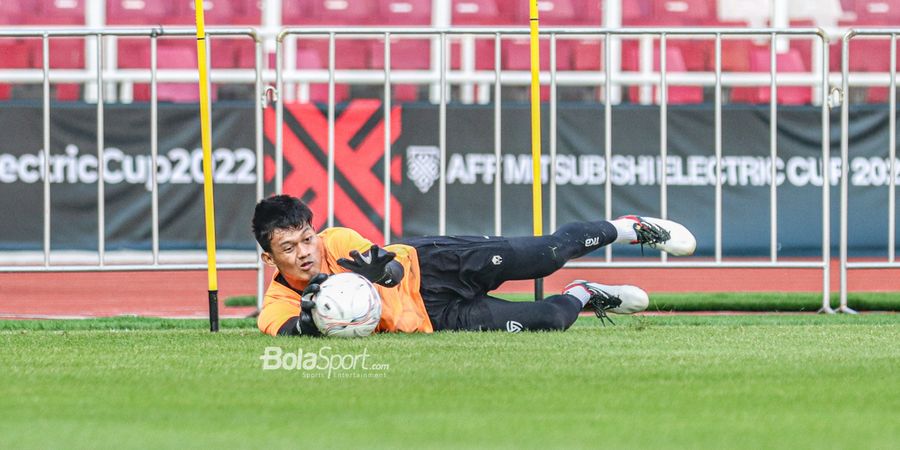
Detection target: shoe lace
<box><xmin>633</xmin><ymin>218</ymin><xmax>671</xmax><ymax>255</ymax></box>
<box><xmin>586</xmin><ymin>287</ymin><xmax>623</xmax><ymax>326</ymax></box>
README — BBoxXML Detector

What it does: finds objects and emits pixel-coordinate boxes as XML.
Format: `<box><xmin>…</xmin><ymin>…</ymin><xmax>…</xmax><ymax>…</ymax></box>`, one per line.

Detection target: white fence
<box><xmin>0</xmin><ymin>26</ymin><xmax>897</xmax><ymax>313</ymax></box>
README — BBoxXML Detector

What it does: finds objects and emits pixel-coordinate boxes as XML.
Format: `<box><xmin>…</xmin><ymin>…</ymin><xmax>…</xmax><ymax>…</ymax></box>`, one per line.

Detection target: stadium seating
<box><xmin>294</xmin><ymin>38</ymin><xmax>374</xmax><ymax>103</ymax></box>
<box><xmin>450</xmin><ymin>38</ymin><xmax>497</xmax><ymax>71</ymax></box>
<box><xmin>850</xmin><ymin>0</ymin><xmax>900</xmax><ymax>23</ymax></box>
<box><xmin>307</xmin><ymin>0</ymin><xmax>379</xmax><ymax>25</ymax></box>
<box><xmin>33</xmin><ymin>0</ymin><xmax>86</xmax><ymax>25</ymax></box>
<box><xmin>452</xmin><ymin>0</ymin><xmax>510</xmax><ymax>25</ymax></box>
<box><xmin>0</xmin><ymin>40</ymin><xmax>32</xmax><ymax>100</ymax></box>
<box><xmin>44</xmin><ymin>39</ymin><xmax>86</xmax><ymax>101</ymax></box>
<box><xmin>370</xmin><ymin>38</ymin><xmax>431</xmax><ymax>101</ymax></box>
<box><xmin>623</xmin><ymin>44</ymin><xmax>705</xmax><ymax>103</ymax></box>
<box><xmin>573</xmin><ymin>39</ymin><xmax>603</xmax><ymax>71</ymax></box>
<box><xmin>117</xmin><ymin>39</ymin><xmax>220</xmax><ymax>102</ymax></box>
<box><xmin>380</xmin><ymin>0</ymin><xmax>433</xmax><ymax>25</ymax></box>
<box><xmin>623</xmin><ymin>0</ymin><xmax>654</xmax><ymax>22</ymax></box>
<box><xmin>730</xmin><ymin>47</ymin><xmax>811</xmax><ymax>104</ymax></box>
<box><xmin>652</xmin><ymin>0</ymin><xmax>716</xmax><ymax>24</ymax></box>
<box><xmin>294</xmin><ymin>47</ymin><xmax>346</xmax><ymax>104</ymax></box>
<box><xmin>107</xmin><ymin>0</ymin><xmax>177</xmax><ymax>25</ymax></box>
<box><xmin>0</xmin><ymin>1</ymin><xmax>30</xmax><ymax>25</ymax></box>
<box><xmin>502</xmin><ymin>37</ymin><xmax>574</xmax><ymax>100</ymax></box>
<box><xmin>281</xmin><ymin>1</ymin><xmax>313</xmax><ymax>25</ymax></box>
<box><xmin>509</xmin><ymin>0</ymin><xmax>575</xmax><ymax>25</ymax></box>
<box><xmin>173</xmin><ymin>0</ymin><xmax>261</xmax><ymax>26</ymax></box>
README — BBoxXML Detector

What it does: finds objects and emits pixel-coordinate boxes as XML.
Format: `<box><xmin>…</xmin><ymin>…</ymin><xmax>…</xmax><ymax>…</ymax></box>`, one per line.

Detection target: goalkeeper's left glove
<box><xmin>336</xmin><ymin>244</ymin><xmax>404</xmax><ymax>287</ymax></box>
<box><xmin>295</xmin><ymin>273</ymin><xmax>328</xmax><ymax>336</ymax></box>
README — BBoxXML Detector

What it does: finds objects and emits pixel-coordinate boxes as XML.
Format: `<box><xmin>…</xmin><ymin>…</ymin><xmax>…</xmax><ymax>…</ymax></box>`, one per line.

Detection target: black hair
<box><xmin>251</xmin><ymin>195</ymin><xmax>314</xmax><ymax>252</ymax></box>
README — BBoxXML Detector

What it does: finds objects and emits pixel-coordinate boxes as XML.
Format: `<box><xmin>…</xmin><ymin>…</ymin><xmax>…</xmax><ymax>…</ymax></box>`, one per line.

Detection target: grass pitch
<box><xmin>1</xmin><ymin>314</ymin><xmax>898</xmax><ymax>449</ymax></box>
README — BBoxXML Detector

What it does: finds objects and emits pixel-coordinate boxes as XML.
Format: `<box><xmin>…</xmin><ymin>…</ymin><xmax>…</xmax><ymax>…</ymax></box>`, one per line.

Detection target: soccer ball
<box><xmin>311</xmin><ymin>272</ymin><xmax>382</xmax><ymax>337</ymax></box>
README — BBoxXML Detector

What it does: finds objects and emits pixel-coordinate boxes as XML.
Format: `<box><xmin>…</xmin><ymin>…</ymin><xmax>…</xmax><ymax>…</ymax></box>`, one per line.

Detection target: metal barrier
<box><xmin>273</xmin><ymin>27</ymin><xmax>835</xmax><ymax>310</ymax></box>
<box><xmin>0</xmin><ymin>28</ymin><xmax>267</xmax><ymax>308</ymax></box>
<box><xmin>839</xmin><ymin>29</ymin><xmax>900</xmax><ymax>314</ymax></box>
<box><xmin>11</xmin><ymin>27</ymin><xmax>890</xmax><ymax>313</ymax></box>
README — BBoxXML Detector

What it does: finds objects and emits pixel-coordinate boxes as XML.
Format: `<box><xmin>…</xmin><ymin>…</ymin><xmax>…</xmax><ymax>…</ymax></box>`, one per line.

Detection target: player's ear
<box><xmin>260</xmin><ymin>251</ymin><xmax>276</xmax><ymax>267</ymax></box>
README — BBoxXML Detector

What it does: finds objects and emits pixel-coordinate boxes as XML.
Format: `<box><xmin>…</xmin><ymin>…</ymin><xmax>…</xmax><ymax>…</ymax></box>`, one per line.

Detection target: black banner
<box><xmin>0</xmin><ymin>101</ymin><xmax>897</xmax><ymax>257</ymax></box>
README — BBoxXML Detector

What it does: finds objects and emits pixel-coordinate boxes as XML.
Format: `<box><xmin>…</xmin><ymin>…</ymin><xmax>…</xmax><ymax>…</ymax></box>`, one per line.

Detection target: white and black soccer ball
<box><xmin>311</xmin><ymin>272</ymin><xmax>382</xmax><ymax>338</ymax></box>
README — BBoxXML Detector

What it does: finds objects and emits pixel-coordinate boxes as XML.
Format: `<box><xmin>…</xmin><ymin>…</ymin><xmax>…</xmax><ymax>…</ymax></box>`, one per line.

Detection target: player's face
<box><xmin>262</xmin><ymin>225</ymin><xmax>321</xmax><ymax>288</ymax></box>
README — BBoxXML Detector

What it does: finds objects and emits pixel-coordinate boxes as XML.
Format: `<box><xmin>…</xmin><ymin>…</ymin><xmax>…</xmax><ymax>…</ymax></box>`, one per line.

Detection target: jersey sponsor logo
<box><xmin>506</xmin><ymin>320</ymin><xmax>523</xmax><ymax>333</ymax></box>
<box><xmin>491</xmin><ymin>255</ymin><xmax>503</xmax><ymax>265</ymax></box>
<box><xmin>407</xmin><ymin>145</ymin><xmax>440</xmax><ymax>194</ymax></box>
<box><xmin>585</xmin><ymin>236</ymin><xmax>600</xmax><ymax>247</ymax></box>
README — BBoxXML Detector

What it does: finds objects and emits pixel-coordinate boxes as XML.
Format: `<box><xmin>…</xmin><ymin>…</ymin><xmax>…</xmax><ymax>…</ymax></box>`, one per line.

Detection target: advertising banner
<box><xmin>0</xmin><ymin>101</ymin><xmax>897</xmax><ymax>257</ymax></box>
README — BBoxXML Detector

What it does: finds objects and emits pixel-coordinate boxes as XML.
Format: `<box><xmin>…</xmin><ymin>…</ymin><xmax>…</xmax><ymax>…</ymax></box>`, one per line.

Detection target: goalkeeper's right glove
<box><xmin>296</xmin><ymin>273</ymin><xmax>328</xmax><ymax>336</ymax></box>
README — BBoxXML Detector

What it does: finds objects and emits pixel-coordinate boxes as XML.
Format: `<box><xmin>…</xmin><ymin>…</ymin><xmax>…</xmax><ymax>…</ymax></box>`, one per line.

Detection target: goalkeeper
<box><xmin>253</xmin><ymin>195</ymin><xmax>695</xmax><ymax>336</ymax></box>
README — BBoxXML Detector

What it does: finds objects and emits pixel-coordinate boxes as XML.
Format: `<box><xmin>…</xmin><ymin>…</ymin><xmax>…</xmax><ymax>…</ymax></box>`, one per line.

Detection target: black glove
<box><xmin>336</xmin><ymin>244</ymin><xmax>403</xmax><ymax>287</ymax></box>
<box><xmin>296</xmin><ymin>273</ymin><xmax>328</xmax><ymax>336</ymax></box>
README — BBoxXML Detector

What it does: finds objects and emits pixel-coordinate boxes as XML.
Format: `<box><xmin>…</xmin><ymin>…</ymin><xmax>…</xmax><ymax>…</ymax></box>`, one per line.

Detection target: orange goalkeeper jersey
<box><xmin>257</xmin><ymin>227</ymin><xmax>434</xmax><ymax>336</ymax></box>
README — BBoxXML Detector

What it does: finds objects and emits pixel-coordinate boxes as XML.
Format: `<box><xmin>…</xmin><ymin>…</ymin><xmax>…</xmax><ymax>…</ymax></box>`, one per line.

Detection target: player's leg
<box><xmin>451</xmin><ymin>294</ymin><xmax>585</xmax><ymax>332</ymax></box>
<box><xmin>496</xmin><ymin>216</ymin><xmax>696</xmax><ymax>283</ymax></box>
<box><xmin>447</xmin><ymin>280</ymin><xmax>650</xmax><ymax>332</ymax></box>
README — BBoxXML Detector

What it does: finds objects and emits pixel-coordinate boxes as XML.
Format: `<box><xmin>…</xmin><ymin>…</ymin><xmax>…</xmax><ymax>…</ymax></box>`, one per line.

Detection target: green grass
<box><xmin>227</xmin><ymin>292</ymin><xmax>900</xmax><ymax>310</ymax></box>
<box><xmin>1</xmin><ymin>314</ymin><xmax>898</xmax><ymax>449</ymax></box>
<box><xmin>492</xmin><ymin>292</ymin><xmax>900</xmax><ymax>311</ymax></box>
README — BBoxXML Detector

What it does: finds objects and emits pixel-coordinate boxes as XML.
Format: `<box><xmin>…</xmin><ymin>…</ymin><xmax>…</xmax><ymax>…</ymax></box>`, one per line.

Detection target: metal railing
<box><xmin>273</xmin><ymin>27</ymin><xmax>835</xmax><ymax>310</ymax></box>
<box><xmin>4</xmin><ymin>26</ymin><xmax>900</xmax><ymax>313</ymax></box>
<box><xmin>0</xmin><ymin>28</ymin><xmax>267</xmax><ymax>308</ymax></box>
<box><xmin>838</xmin><ymin>29</ymin><xmax>900</xmax><ymax>314</ymax></box>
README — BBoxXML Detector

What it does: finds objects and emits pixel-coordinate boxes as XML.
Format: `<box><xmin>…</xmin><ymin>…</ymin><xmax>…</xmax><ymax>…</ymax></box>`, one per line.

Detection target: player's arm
<box><xmin>276</xmin><ymin>274</ymin><xmax>327</xmax><ymax>336</ymax></box>
<box><xmin>337</xmin><ymin>244</ymin><xmax>404</xmax><ymax>288</ymax></box>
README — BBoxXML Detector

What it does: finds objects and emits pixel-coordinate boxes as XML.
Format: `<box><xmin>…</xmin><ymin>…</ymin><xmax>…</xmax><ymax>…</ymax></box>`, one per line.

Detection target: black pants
<box><xmin>402</xmin><ymin>220</ymin><xmax>617</xmax><ymax>332</ymax></box>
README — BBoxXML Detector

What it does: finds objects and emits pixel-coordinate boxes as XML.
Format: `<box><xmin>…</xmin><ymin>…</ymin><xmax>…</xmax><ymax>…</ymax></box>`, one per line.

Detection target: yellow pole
<box><xmin>528</xmin><ymin>0</ymin><xmax>544</xmax><ymax>300</ymax></box>
<box><xmin>194</xmin><ymin>0</ymin><xmax>219</xmax><ymax>332</ymax></box>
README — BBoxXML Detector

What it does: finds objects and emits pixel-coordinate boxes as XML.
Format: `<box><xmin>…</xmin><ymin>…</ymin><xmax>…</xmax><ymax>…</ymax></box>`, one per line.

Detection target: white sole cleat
<box><xmin>618</xmin><ymin>215</ymin><xmax>697</xmax><ymax>256</ymax></box>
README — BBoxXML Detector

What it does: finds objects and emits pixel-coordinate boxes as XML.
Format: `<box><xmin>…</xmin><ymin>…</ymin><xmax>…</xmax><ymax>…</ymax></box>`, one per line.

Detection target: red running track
<box><xmin>1</xmin><ymin>261</ymin><xmax>897</xmax><ymax>319</ymax></box>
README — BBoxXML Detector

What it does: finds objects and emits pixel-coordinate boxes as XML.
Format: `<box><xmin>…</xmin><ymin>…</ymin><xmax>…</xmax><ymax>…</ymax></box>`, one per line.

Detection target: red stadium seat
<box><xmin>510</xmin><ymin>0</ymin><xmax>585</xmax><ymax>25</ymax></box>
<box><xmin>452</xmin><ymin>0</ymin><xmax>509</xmax><ymax>25</ymax></box>
<box><xmin>0</xmin><ymin>1</ymin><xmax>33</xmax><ymax>25</ymax></box>
<box><xmin>107</xmin><ymin>0</ymin><xmax>178</xmax><ymax>25</ymax></box>
<box><xmin>379</xmin><ymin>0</ymin><xmax>432</xmax><ymax>25</ymax></box>
<box><xmin>669</xmin><ymin>39</ymin><xmax>711</xmax><ymax>71</ymax></box>
<box><xmin>118</xmin><ymin>39</ymin><xmax>219</xmax><ymax>102</ymax></box>
<box><xmin>370</xmin><ymin>39</ymin><xmax>431</xmax><ymax>101</ymax></box>
<box><xmin>308</xmin><ymin>0</ymin><xmax>381</xmax><ymax>25</ymax></box>
<box><xmin>502</xmin><ymin>38</ymin><xmax>573</xmax><ymax>100</ymax></box>
<box><xmin>42</xmin><ymin>39</ymin><xmax>86</xmax><ymax>100</ymax></box>
<box><xmin>451</xmin><ymin>38</ymin><xmax>497</xmax><ymax>71</ymax></box>
<box><xmin>0</xmin><ymin>40</ymin><xmax>33</xmax><ymax>100</ymax></box>
<box><xmin>294</xmin><ymin>48</ymin><xmax>350</xmax><ymax>104</ymax></box>
<box><xmin>282</xmin><ymin>1</ymin><xmax>313</xmax><ymax>25</ymax></box>
<box><xmin>624</xmin><ymin>45</ymin><xmax>704</xmax><ymax>104</ymax></box>
<box><xmin>370</xmin><ymin>39</ymin><xmax>431</xmax><ymax>69</ymax></box>
<box><xmin>24</xmin><ymin>0</ymin><xmax>86</xmax><ymax>25</ymax></box>
<box><xmin>298</xmin><ymin>39</ymin><xmax>372</xmax><ymax>69</ymax></box>
<box><xmin>652</xmin><ymin>0</ymin><xmax>715</xmax><ymax>24</ymax></box>
<box><xmin>623</xmin><ymin>0</ymin><xmax>654</xmax><ymax>23</ymax></box>
<box><xmin>730</xmin><ymin>47</ymin><xmax>812</xmax><ymax>105</ymax></box>
<box><xmin>572</xmin><ymin>39</ymin><xmax>604</xmax><ymax>71</ymax></box>
<box><xmin>168</xmin><ymin>0</ymin><xmax>261</xmax><ymax>25</ymax></box>
<box><xmin>838</xmin><ymin>37</ymin><xmax>900</xmax><ymax>102</ymax></box>
<box><xmin>852</xmin><ymin>0</ymin><xmax>900</xmax><ymax>23</ymax></box>
<box><xmin>502</xmin><ymin>38</ymin><xmax>573</xmax><ymax>71</ymax></box>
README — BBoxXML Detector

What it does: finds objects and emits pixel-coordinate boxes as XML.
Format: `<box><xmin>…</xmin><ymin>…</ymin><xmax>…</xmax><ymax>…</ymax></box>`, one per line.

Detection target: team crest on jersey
<box><xmin>407</xmin><ymin>145</ymin><xmax>440</xmax><ymax>194</ymax></box>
